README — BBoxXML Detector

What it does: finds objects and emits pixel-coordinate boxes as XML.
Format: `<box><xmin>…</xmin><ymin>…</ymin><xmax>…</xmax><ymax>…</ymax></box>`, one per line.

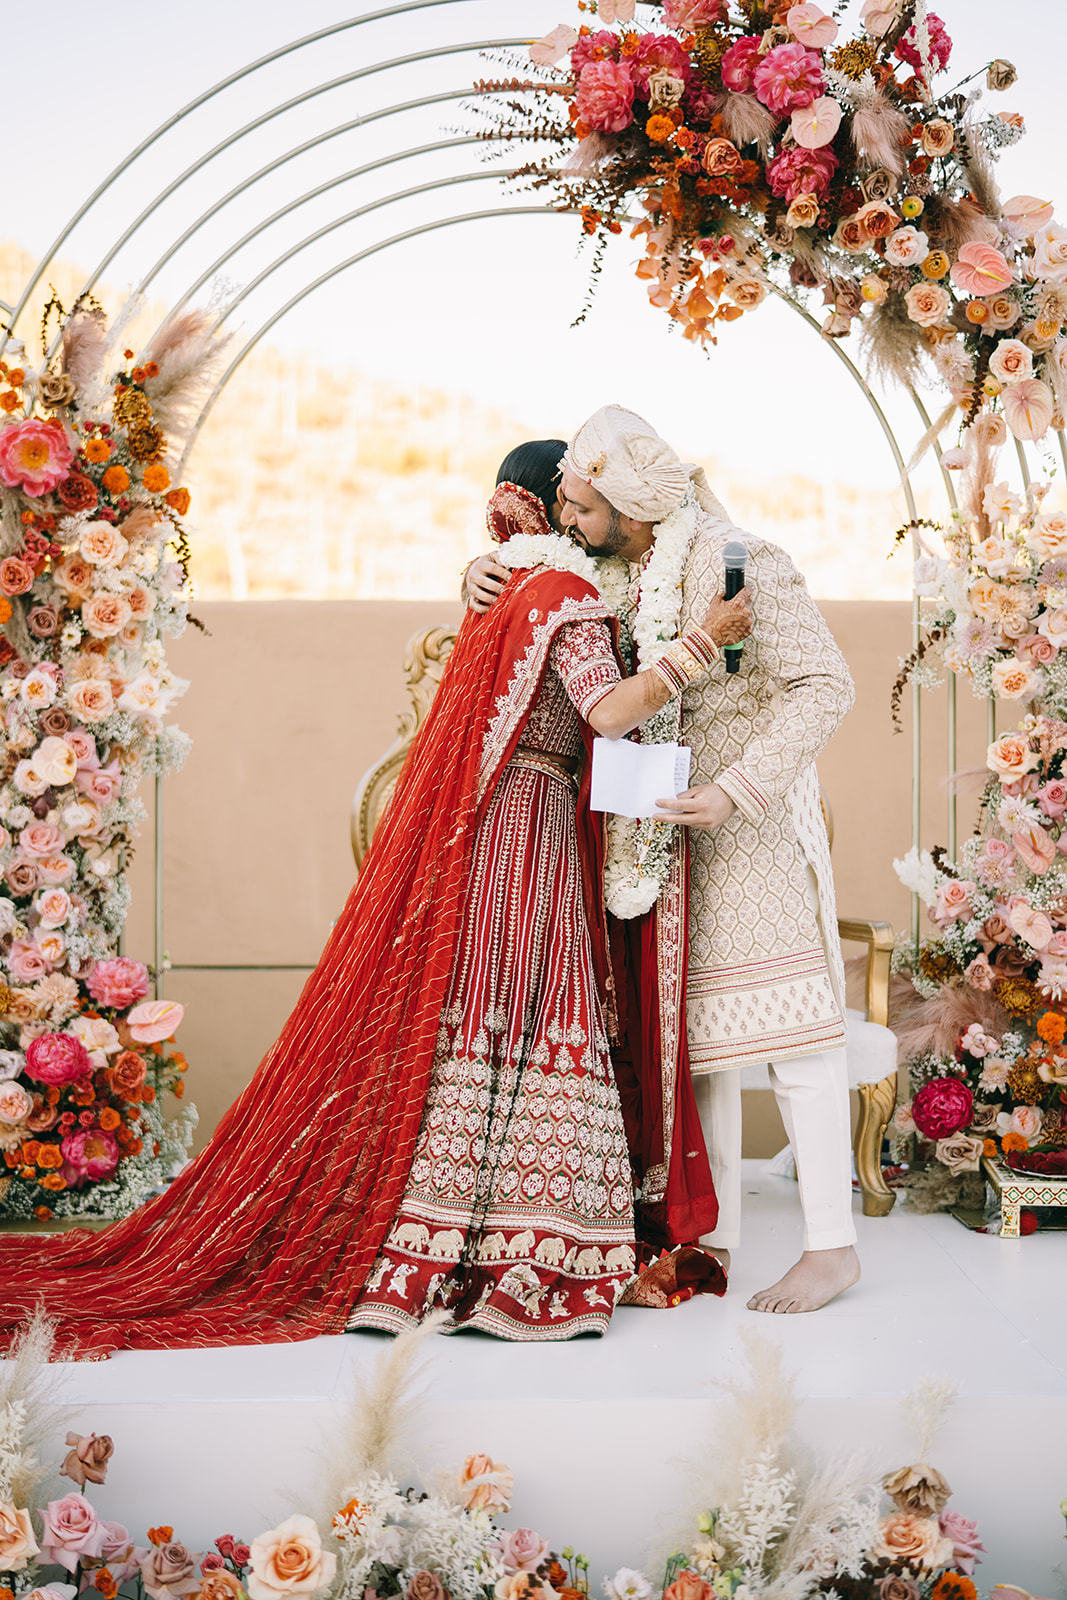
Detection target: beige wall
<box><xmin>128</xmin><ymin>599</ymin><xmax>985</xmax><ymax>1153</ymax></box>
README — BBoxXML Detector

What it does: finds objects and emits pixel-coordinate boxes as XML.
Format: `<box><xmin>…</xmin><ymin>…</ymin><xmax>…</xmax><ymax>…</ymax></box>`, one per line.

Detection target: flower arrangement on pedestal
<box><xmin>0</xmin><ymin>299</ymin><xmax>229</xmax><ymax>1221</ymax></box>
<box><xmin>477</xmin><ymin>0</ymin><xmax>1066</xmax><ymax>461</ymax></box>
<box><xmin>0</xmin><ymin>1321</ymin><xmax>1030</xmax><ymax>1600</ymax></box>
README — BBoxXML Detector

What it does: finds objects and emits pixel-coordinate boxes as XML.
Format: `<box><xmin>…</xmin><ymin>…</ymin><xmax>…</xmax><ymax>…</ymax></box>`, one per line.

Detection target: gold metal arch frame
<box><xmin>3</xmin><ymin>0</ymin><xmax>1059</xmax><ymax>987</ymax></box>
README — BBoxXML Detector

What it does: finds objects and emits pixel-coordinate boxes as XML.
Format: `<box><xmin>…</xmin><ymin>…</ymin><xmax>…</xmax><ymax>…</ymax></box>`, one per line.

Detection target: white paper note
<box><xmin>589</xmin><ymin>738</ymin><xmax>692</xmax><ymax>819</ymax></box>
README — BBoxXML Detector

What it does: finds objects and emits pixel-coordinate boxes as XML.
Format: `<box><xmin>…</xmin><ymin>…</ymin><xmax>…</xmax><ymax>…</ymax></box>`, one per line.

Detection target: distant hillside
<box><xmin>2</xmin><ymin>239</ymin><xmax>956</xmax><ymax>601</ymax></box>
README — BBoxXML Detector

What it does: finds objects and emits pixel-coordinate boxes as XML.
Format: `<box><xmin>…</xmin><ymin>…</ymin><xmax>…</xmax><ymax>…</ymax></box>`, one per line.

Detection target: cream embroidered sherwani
<box><xmin>675</xmin><ymin>512</ymin><xmax>855</xmax><ymax>1072</ymax></box>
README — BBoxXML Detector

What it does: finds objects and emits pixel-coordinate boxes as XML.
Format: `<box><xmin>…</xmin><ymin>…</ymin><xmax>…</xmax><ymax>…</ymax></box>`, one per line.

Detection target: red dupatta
<box><xmin>0</xmin><ymin>567</ymin><xmax>613</xmax><ymax>1358</ymax></box>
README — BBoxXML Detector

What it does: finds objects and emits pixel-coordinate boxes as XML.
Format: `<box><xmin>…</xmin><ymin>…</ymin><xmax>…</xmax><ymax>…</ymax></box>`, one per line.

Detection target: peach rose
<box><xmin>200</xmin><ymin>1575</ymin><xmax>248</xmax><ymax>1600</ymax></box>
<box><xmin>0</xmin><ymin>1081</ymin><xmax>33</xmax><ymax>1125</ymax></box>
<box><xmin>885</xmin><ymin>226</ymin><xmax>929</xmax><ymax>266</ymax></box>
<box><xmin>458</xmin><ymin>1453</ymin><xmax>514</xmax><ymax>1512</ymax></box>
<box><xmin>987</xmin><ymin>732</ymin><xmax>1040</xmax><ymax>780</ymax></box>
<box><xmin>920</xmin><ymin>119</ymin><xmax>954</xmax><ymax>158</ymax></box>
<box><xmin>81</xmin><ymin>592</ymin><xmax>132</xmax><ymax>639</ymax></box>
<box><xmin>1011</xmin><ymin>1104</ymin><xmax>1044</xmax><ymax>1140</ymax></box>
<box><xmin>989</xmin><ymin>338</ymin><xmax>1034</xmax><ymax>385</ymax></box>
<box><xmin>905</xmin><ymin>282</ymin><xmax>951</xmax><ymax>327</ymax></box>
<box><xmin>833</xmin><ymin>215</ymin><xmax>869</xmax><ymax>254</ymax></box>
<box><xmin>36</xmin><ymin>888</ymin><xmax>72</xmax><ymax>929</ymax></box>
<box><xmin>52</xmin><ymin>556</ymin><xmax>95</xmax><ymax>599</ymax></box>
<box><xmin>494</xmin><ymin>1579</ymin><xmax>556</xmax><ymax>1600</ymax></box>
<box><xmin>1028</xmin><ymin>510</ymin><xmax>1067</xmax><ymax>561</ymax></box>
<box><xmin>872</xmin><ymin>1512</ymin><xmax>953</xmax><ymax>1568</ymax></box>
<box><xmin>1033</xmin><ymin>220</ymin><xmax>1067</xmax><ymax>283</ymax></box>
<box><xmin>20</xmin><ymin>668</ymin><xmax>59</xmax><ymax>710</ymax></box>
<box><xmin>990</xmin><ymin>658</ymin><xmax>1042</xmax><ymax>700</ymax></box>
<box><xmin>861</xmin><ymin>274</ymin><xmax>889</xmax><ymax>305</ymax></box>
<box><xmin>127</xmin><ymin>584</ymin><xmax>156</xmax><ymax>618</ymax></box>
<box><xmin>80</xmin><ymin>522</ymin><xmax>129</xmax><ymax>567</ymax></box>
<box><xmin>0</xmin><ymin>1501</ymin><xmax>40</xmax><ymax>1569</ymax></box>
<box><xmin>246</xmin><ymin>1516</ymin><xmax>336</xmax><ymax>1600</ymax></box>
<box><xmin>786</xmin><ymin>192</ymin><xmax>820</xmax><ymax>228</ymax></box>
<box><xmin>854</xmin><ymin>199</ymin><xmax>900</xmax><ymax>239</ymax></box>
<box><xmin>663</xmin><ymin>1574</ymin><xmax>714</xmax><ymax>1600</ymax></box>
<box><xmin>702</xmin><ymin>138</ymin><xmax>744</xmax><ymax>178</ymax></box>
<box><xmin>726</xmin><ymin>277</ymin><xmax>767</xmax><ymax>309</ymax></box>
<box><xmin>67</xmin><ymin>678</ymin><xmax>114</xmax><ymax>723</ymax></box>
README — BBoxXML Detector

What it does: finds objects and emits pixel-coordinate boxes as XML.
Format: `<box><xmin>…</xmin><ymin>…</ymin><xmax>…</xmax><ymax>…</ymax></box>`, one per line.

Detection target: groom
<box><xmin>467</xmin><ymin>407</ymin><xmax>859</xmax><ymax>1313</ymax></box>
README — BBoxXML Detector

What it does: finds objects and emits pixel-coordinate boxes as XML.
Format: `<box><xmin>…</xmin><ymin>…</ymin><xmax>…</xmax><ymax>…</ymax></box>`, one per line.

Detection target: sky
<box><xmin>5</xmin><ymin>0</ymin><xmax>1067</xmax><ymax>496</ymax></box>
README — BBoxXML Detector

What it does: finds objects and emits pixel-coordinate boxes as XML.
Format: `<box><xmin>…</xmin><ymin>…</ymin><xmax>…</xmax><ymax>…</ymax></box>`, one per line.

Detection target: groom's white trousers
<box><xmin>692</xmin><ymin>1048</ymin><xmax>858</xmax><ymax>1252</ymax></box>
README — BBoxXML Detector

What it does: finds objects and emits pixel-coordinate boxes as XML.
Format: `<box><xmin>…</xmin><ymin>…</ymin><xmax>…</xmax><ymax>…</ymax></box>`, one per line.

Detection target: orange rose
<box><xmin>246</xmin><ymin>1515</ymin><xmax>336</xmax><ymax>1600</ymax></box>
<box><xmin>36</xmin><ymin>1143</ymin><xmax>63</xmax><ymax>1169</ymax></box>
<box><xmin>165</xmin><ymin>488</ymin><xmax>191</xmax><ymax>516</ymax></box>
<box><xmin>457</xmin><ymin>1453</ymin><xmax>513</xmax><ymax>1512</ymax></box>
<box><xmin>199</xmin><ymin>1575</ymin><xmax>244</xmax><ymax>1600</ymax></box>
<box><xmin>0</xmin><ymin>1503</ymin><xmax>39</xmax><ymax>1570</ymax></box>
<box><xmin>834</xmin><ymin>215</ymin><xmax>869</xmax><ymax>253</ymax></box>
<box><xmin>101</xmin><ymin>465</ymin><xmax>130</xmax><ymax>495</ymax></box>
<box><xmin>663</xmin><ymin>1574</ymin><xmax>714</xmax><ymax>1600</ymax></box>
<box><xmin>703</xmin><ymin>138</ymin><xmax>745</xmax><ymax>177</ymax></box>
<box><xmin>872</xmin><ymin>1512</ymin><xmax>953</xmax><ymax>1567</ymax></box>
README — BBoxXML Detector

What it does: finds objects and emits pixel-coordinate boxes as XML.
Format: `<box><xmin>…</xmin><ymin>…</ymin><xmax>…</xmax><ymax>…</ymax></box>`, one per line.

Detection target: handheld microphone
<box><xmin>722</xmin><ymin>541</ymin><xmax>748</xmax><ymax>676</ymax></box>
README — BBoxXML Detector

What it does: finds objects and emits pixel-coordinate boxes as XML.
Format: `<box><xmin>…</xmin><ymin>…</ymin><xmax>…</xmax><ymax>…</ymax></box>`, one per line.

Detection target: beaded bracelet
<box><xmin>650</xmin><ymin>625</ymin><xmax>721</xmax><ymax>695</ymax></box>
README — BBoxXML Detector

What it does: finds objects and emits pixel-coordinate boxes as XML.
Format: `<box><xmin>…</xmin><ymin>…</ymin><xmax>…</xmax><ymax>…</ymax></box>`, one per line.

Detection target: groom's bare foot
<box><xmin>747</xmin><ymin>1246</ymin><xmax>860</xmax><ymax>1314</ymax></box>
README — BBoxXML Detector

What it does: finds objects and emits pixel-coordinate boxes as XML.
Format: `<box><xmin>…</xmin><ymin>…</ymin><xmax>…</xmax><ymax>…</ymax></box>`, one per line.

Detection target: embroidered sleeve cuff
<box><xmin>717</xmin><ymin>763</ymin><xmax>772</xmax><ymax>822</ymax></box>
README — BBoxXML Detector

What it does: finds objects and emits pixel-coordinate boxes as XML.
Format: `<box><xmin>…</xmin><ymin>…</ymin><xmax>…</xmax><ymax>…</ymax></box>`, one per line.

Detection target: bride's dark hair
<box><xmin>495</xmin><ymin>439</ymin><xmax>567</xmax><ymax>530</ymax></box>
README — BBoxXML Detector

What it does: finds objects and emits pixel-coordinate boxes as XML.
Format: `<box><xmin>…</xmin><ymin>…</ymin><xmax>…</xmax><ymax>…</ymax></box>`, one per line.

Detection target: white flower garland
<box><xmin>498</xmin><ymin>492</ymin><xmax>701</xmax><ymax>918</ymax></box>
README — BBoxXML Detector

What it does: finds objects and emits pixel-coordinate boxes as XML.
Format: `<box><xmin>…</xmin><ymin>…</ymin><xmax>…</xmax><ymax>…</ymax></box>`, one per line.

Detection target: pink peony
<box><xmin>39</xmin><ymin>1492</ymin><xmax>107</xmax><ymax>1572</ymax></box>
<box><xmin>720</xmin><ymin>35</ymin><xmax>763</xmax><ymax>93</ymax></box>
<box><xmin>87</xmin><ymin>957</ymin><xmax>151</xmax><ymax>1009</ymax></box>
<box><xmin>752</xmin><ymin>43</ymin><xmax>824</xmax><ymax>114</ymax></box>
<box><xmin>662</xmin><ymin>0</ymin><xmax>725</xmax><ymax>25</ymax></box>
<box><xmin>570</xmin><ymin>30</ymin><xmax>617</xmax><ymax>73</ymax></box>
<box><xmin>912</xmin><ymin>1077</ymin><xmax>974</xmax><ymax>1140</ymax></box>
<box><xmin>126</xmin><ymin>998</ymin><xmax>185</xmax><ymax>1043</ymax></box>
<box><xmin>61</xmin><ymin>1126</ymin><xmax>121</xmax><ymax>1188</ymax></box>
<box><xmin>0</xmin><ymin>418</ymin><xmax>74</xmax><ymax>497</ymax></box>
<box><xmin>575</xmin><ymin>60</ymin><xmax>635</xmax><ymax>133</ymax></box>
<box><xmin>494</xmin><ymin>1530</ymin><xmax>551</xmax><ymax>1575</ymax></box>
<box><xmin>630</xmin><ymin>34</ymin><xmax>692</xmax><ymax>96</ymax></box>
<box><xmin>767</xmin><ymin>144</ymin><xmax>837</xmax><ymax>201</ymax></box>
<box><xmin>24</xmin><ymin>1031</ymin><xmax>93</xmax><ymax>1086</ymax></box>
<box><xmin>896</xmin><ymin>12</ymin><xmax>952</xmax><ymax>73</ymax></box>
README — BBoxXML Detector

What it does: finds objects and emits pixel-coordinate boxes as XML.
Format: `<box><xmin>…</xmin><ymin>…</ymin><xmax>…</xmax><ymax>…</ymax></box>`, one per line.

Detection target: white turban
<box><xmin>563</xmin><ymin>404</ymin><xmax>728</xmax><ymax>524</ymax></box>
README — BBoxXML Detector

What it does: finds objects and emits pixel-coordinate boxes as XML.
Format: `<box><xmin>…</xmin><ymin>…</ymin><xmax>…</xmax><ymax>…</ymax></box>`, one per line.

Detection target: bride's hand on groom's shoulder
<box><xmin>464</xmin><ymin>552</ymin><xmax>509</xmax><ymax>611</ymax></box>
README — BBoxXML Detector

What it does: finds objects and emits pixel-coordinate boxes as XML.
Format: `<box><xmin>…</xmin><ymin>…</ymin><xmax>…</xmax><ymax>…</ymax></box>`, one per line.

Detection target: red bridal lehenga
<box><xmin>0</xmin><ymin>487</ymin><xmax>719</xmax><ymax>1356</ymax></box>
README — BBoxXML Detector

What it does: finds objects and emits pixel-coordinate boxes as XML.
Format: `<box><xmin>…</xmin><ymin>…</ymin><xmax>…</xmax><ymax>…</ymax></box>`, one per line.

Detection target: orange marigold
<box><xmin>84</xmin><ymin>437</ymin><xmax>112</xmax><ymax>463</ymax></box>
<box><xmin>36</xmin><ymin>1143</ymin><xmax>63</xmax><ymax>1169</ymax></box>
<box><xmin>931</xmin><ymin>1575</ymin><xmax>977</xmax><ymax>1600</ymax></box>
<box><xmin>1001</xmin><ymin>1131</ymin><xmax>1028</xmax><ymax>1152</ymax></box>
<box><xmin>0</xmin><ymin>1586</ymin><xmax>14</xmax><ymax>1600</ymax></box>
<box><xmin>1037</xmin><ymin>1009</ymin><xmax>1066</xmax><ymax>1044</ymax></box>
<box><xmin>165</xmin><ymin>487</ymin><xmax>191</xmax><ymax>516</ymax></box>
<box><xmin>983</xmin><ymin>1137</ymin><xmax>999</xmax><ymax>1157</ymax></box>
<box><xmin>102</xmin><ymin>465</ymin><xmax>130</xmax><ymax>495</ymax></box>
<box><xmin>646</xmin><ymin>114</ymin><xmax>675</xmax><ymax>143</ymax></box>
<box><xmin>0</xmin><ymin>598</ymin><xmax>11</xmax><ymax>624</ymax></box>
<box><xmin>142</xmin><ymin>462</ymin><xmax>171</xmax><ymax>493</ymax></box>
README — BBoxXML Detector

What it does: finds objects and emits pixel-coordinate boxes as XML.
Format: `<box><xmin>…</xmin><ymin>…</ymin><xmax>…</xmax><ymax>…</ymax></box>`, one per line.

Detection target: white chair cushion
<box><xmin>736</xmin><ymin>1008</ymin><xmax>897</xmax><ymax>1090</ymax></box>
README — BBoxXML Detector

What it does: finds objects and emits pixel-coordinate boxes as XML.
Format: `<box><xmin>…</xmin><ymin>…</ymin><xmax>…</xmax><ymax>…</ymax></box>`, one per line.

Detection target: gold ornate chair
<box><xmin>353</xmin><ymin>627</ymin><xmax>899</xmax><ymax>1217</ymax></box>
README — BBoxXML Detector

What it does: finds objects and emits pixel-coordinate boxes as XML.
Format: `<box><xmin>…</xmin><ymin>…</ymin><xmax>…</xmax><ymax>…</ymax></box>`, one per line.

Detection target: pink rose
<box><xmin>495</xmin><ymin>1529</ymin><xmax>551</xmax><ymax>1575</ymax></box>
<box><xmin>0</xmin><ymin>1081</ymin><xmax>33</xmax><ymax>1125</ymax></box>
<box><xmin>933</xmin><ymin>878</ymin><xmax>975</xmax><ymax>924</ymax></box>
<box><xmin>1038</xmin><ymin>780</ymin><xmax>1067</xmax><ymax>819</ymax></box>
<box><xmin>570</xmin><ymin>30</ymin><xmax>617</xmax><ymax>73</ymax></box>
<box><xmin>7</xmin><ymin>939</ymin><xmax>52</xmax><ymax>981</ymax></box>
<box><xmin>37</xmin><ymin>854</ymin><xmax>74</xmax><ymax>886</ymax></box>
<box><xmin>752</xmin><ymin>43</ymin><xmax>824</xmax><ymax>114</ymax></box>
<box><xmin>912</xmin><ymin>1077</ymin><xmax>974</xmax><ymax>1140</ymax></box>
<box><xmin>767</xmin><ymin>144</ymin><xmax>837</xmax><ymax>202</ymax></box>
<box><xmin>720</xmin><ymin>37</ymin><xmax>762</xmax><ymax>92</ymax></box>
<box><xmin>76</xmin><ymin>759</ymin><xmax>123</xmax><ymax>804</ymax></box>
<box><xmin>5</xmin><ymin>858</ymin><xmax>39</xmax><ymax>897</ymax></box>
<box><xmin>1017</xmin><ymin>633</ymin><xmax>1057</xmax><ymax>665</ymax></box>
<box><xmin>36</xmin><ymin>887</ymin><xmax>72</xmax><ymax>929</ymax></box>
<box><xmin>101</xmin><ymin>1522</ymin><xmax>149</xmax><ymax>1584</ymax></box>
<box><xmin>19</xmin><ymin>822</ymin><xmax>65</xmax><ymax>858</ymax></box>
<box><xmin>39</xmin><ymin>1492</ymin><xmax>107</xmax><ymax>1572</ymax></box>
<box><xmin>965</xmin><ymin>954</ymin><xmax>996</xmax><ymax>990</ymax></box>
<box><xmin>0</xmin><ymin>418</ymin><xmax>74</xmax><ymax>496</ymax></box>
<box><xmin>61</xmin><ymin>1126</ymin><xmax>121</xmax><ymax>1187</ymax></box>
<box><xmin>87</xmin><ymin>957</ymin><xmax>150</xmax><ymax>1009</ymax></box>
<box><xmin>65</xmin><ymin>728</ymin><xmax>99</xmax><ymax>765</ymax></box>
<box><xmin>575</xmin><ymin>60</ymin><xmax>635</xmax><ymax>133</ymax></box>
<box><xmin>24</xmin><ymin>1030</ymin><xmax>93</xmax><ymax>1086</ymax></box>
<box><xmin>126</xmin><ymin>998</ymin><xmax>185</xmax><ymax>1043</ymax></box>
<box><xmin>81</xmin><ymin>592</ymin><xmax>132</xmax><ymax>639</ymax></box>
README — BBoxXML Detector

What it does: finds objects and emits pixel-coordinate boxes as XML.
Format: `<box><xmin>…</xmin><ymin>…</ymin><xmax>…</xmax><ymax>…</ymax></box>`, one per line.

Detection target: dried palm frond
<box><xmin>860</xmin><ymin>291</ymin><xmax>926</xmax><ymax>391</ymax></box>
<box><xmin>717</xmin><ymin>91</ymin><xmax>777</xmax><ymax>156</ymax></box>
<box><xmin>561</xmin><ymin>131</ymin><xmax>617</xmax><ymax>176</ymax></box>
<box><xmin>889</xmin><ymin>976</ymin><xmax>1011</xmax><ymax>1067</ymax></box>
<box><xmin>957</xmin><ymin>119</ymin><xmax>1001</xmax><ymax>221</ymax></box>
<box><xmin>58</xmin><ymin>308</ymin><xmax>107</xmax><ymax>390</ymax></box>
<box><xmin>850</xmin><ymin>93</ymin><xmax>910</xmax><ymax>176</ymax></box>
<box><xmin>904</xmin><ymin>1375</ymin><xmax>960</xmax><ymax>1463</ymax></box>
<box><xmin>922</xmin><ymin>194</ymin><xmax>995</xmax><ymax>253</ymax></box>
<box><xmin>0</xmin><ymin>1310</ymin><xmax>63</xmax><ymax>1508</ymax></box>
<box><xmin>142</xmin><ymin>310</ymin><xmax>234</xmax><ymax>455</ymax></box>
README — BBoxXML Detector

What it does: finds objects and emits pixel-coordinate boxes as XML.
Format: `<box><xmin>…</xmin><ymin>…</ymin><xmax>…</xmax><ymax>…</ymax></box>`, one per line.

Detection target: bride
<box><xmin>0</xmin><ymin>451</ymin><xmax>749</xmax><ymax>1354</ymax></box>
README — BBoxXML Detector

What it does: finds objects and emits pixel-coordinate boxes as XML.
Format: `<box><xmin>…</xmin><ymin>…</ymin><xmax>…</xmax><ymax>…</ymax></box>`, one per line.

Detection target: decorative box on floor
<box><xmin>983</xmin><ymin>1155</ymin><xmax>1067</xmax><ymax>1236</ymax></box>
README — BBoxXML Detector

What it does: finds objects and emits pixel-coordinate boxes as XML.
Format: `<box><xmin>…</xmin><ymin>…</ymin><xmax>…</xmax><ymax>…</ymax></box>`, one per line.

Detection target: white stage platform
<box><xmin>35</xmin><ymin>1164</ymin><xmax>1067</xmax><ymax>1594</ymax></box>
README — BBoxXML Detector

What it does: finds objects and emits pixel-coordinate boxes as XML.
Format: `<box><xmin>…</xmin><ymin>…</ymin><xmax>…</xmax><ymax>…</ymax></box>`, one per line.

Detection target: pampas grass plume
<box><xmin>860</xmin><ymin>291</ymin><xmax>926</xmax><ymax>391</ymax></box>
<box><xmin>59</xmin><ymin>310</ymin><xmax>107</xmax><ymax>391</ymax></box>
<box><xmin>717</xmin><ymin>92</ymin><xmax>777</xmax><ymax>157</ymax></box>
<box><xmin>0</xmin><ymin>1310</ymin><xmax>62</xmax><ymax>1507</ymax></box>
<box><xmin>850</xmin><ymin>93</ymin><xmax>910</xmax><ymax>177</ymax></box>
